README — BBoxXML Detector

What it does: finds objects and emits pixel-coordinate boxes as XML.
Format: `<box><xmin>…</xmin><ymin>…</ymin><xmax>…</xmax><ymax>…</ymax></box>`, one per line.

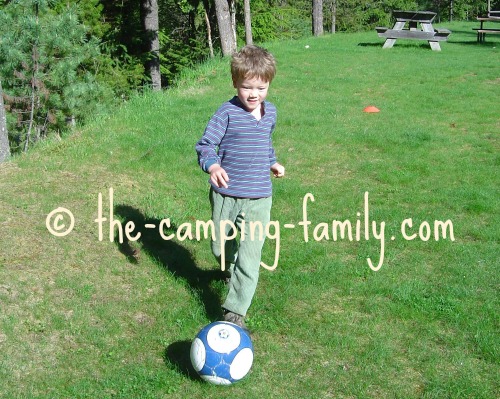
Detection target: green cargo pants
<box><xmin>210</xmin><ymin>188</ymin><xmax>272</xmax><ymax>316</ymax></box>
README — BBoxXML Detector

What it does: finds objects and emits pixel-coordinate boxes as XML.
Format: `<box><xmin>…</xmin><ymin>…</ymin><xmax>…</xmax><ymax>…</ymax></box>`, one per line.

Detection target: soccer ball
<box><xmin>190</xmin><ymin>321</ymin><xmax>254</xmax><ymax>385</ymax></box>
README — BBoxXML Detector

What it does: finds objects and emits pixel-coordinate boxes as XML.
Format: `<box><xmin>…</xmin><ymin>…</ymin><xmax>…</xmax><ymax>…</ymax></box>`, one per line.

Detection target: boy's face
<box><xmin>233</xmin><ymin>76</ymin><xmax>270</xmax><ymax>113</ymax></box>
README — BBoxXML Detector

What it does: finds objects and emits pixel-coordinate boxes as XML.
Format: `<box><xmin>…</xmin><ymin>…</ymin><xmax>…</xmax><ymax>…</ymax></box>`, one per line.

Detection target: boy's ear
<box><xmin>232</xmin><ymin>77</ymin><xmax>238</xmax><ymax>88</ymax></box>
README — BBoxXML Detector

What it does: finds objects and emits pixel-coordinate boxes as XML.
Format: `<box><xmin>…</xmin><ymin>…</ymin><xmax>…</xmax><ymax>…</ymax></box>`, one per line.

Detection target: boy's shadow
<box><xmin>114</xmin><ymin>204</ymin><xmax>225</xmax><ymax>379</ymax></box>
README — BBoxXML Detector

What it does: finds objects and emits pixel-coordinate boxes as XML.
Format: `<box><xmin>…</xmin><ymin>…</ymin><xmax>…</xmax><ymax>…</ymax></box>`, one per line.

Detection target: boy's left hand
<box><xmin>271</xmin><ymin>163</ymin><xmax>285</xmax><ymax>178</ymax></box>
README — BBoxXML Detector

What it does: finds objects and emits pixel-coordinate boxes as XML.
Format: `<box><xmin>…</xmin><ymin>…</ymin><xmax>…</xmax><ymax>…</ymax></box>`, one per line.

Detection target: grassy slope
<box><xmin>0</xmin><ymin>22</ymin><xmax>498</xmax><ymax>398</ymax></box>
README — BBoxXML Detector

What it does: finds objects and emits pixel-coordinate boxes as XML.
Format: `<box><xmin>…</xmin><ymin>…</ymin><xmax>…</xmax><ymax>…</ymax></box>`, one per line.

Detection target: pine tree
<box><xmin>0</xmin><ymin>0</ymin><xmax>111</xmax><ymax>152</ymax></box>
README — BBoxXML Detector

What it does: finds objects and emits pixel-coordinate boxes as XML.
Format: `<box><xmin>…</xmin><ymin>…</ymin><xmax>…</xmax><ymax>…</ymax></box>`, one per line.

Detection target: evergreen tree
<box><xmin>0</xmin><ymin>0</ymin><xmax>112</xmax><ymax>152</ymax></box>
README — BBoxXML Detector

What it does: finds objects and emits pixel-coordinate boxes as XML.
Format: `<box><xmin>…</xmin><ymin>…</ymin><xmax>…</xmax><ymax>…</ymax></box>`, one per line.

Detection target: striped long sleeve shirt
<box><xmin>195</xmin><ymin>96</ymin><xmax>278</xmax><ymax>199</ymax></box>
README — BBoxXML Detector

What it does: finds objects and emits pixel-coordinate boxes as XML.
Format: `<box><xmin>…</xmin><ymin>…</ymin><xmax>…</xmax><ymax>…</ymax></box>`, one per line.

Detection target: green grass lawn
<box><xmin>0</xmin><ymin>21</ymin><xmax>498</xmax><ymax>398</ymax></box>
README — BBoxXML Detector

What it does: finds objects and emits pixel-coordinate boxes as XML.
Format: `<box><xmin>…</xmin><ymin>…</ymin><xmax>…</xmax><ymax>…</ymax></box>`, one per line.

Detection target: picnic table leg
<box><xmin>422</xmin><ymin>22</ymin><xmax>441</xmax><ymax>51</ymax></box>
<box><xmin>478</xmin><ymin>20</ymin><xmax>484</xmax><ymax>43</ymax></box>
<box><xmin>383</xmin><ymin>21</ymin><xmax>406</xmax><ymax>49</ymax></box>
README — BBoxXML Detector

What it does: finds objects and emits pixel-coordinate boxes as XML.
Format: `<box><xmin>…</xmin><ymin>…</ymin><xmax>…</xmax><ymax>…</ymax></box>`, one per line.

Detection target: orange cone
<box><xmin>363</xmin><ymin>106</ymin><xmax>380</xmax><ymax>113</ymax></box>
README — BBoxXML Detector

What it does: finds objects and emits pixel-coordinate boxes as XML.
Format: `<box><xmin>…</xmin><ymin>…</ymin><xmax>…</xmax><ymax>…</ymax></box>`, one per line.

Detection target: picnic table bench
<box><xmin>376</xmin><ymin>10</ymin><xmax>451</xmax><ymax>51</ymax></box>
<box><xmin>473</xmin><ymin>16</ymin><xmax>500</xmax><ymax>43</ymax></box>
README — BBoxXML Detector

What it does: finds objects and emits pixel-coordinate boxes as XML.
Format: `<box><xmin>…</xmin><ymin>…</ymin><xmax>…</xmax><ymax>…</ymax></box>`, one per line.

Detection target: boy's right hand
<box><xmin>208</xmin><ymin>164</ymin><xmax>229</xmax><ymax>188</ymax></box>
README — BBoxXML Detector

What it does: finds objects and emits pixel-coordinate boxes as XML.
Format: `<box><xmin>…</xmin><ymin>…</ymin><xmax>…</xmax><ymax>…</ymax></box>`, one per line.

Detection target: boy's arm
<box><xmin>269</xmin><ymin>145</ymin><xmax>284</xmax><ymax>177</ymax></box>
<box><xmin>268</xmin><ymin>118</ymin><xmax>284</xmax><ymax>178</ymax></box>
<box><xmin>195</xmin><ymin>110</ymin><xmax>228</xmax><ymax>172</ymax></box>
<box><xmin>196</xmin><ymin>107</ymin><xmax>230</xmax><ymax>188</ymax></box>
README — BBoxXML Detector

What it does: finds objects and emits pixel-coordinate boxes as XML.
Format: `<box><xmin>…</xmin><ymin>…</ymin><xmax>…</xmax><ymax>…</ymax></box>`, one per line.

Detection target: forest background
<box><xmin>0</xmin><ymin>0</ymin><xmax>498</xmax><ymax>157</ymax></box>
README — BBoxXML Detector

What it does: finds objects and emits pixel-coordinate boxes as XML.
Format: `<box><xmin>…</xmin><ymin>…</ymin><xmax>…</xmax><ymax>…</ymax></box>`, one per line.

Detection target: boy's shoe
<box><xmin>223</xmin><ymin>310</ymin><xmax>251</xmax><ymax>335</ymax></box>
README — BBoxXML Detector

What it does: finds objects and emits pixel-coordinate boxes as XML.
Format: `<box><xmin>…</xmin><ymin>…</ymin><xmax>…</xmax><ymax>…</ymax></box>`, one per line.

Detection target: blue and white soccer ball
<box><xmin>190</xmin><ymin>321</ymin><xmax>254</xmax><ymax>385</ymax></box>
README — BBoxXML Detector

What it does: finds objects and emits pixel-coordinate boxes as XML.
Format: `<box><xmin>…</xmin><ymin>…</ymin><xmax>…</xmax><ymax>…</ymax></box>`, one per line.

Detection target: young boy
<box><xmin>195</xmin><ymin>45</ymin><xmax>285</xmax><ymax>331</ymax></box>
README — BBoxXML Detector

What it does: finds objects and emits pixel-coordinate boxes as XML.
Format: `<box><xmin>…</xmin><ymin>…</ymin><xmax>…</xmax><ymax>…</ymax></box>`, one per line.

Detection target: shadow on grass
<box><xmin>446</xmin><ymin>29</ymin><xmax>477</xmax><ymax>36</ymax></box>
<box><xmin>357</xmin><ymin>42</ymin><xmax>384</xmax><ymax>47</ymax></box>
<box><xmin>450</xmin><ymin>40</ymin><xmax>499</xmax><ymax>46</ymax></box>
<box><xmin>164</xmin><ymin>340</ymin><xmax>202</xmax><ymax>381</ymax></box>
<box><xmin>114</xmin><ymin>204</ymin><xmax>225</xmax><ymax>320</ymax></box>
<box><xmin>114</xmin><ymin>204</ymin><xmax>225</xmax><ymax>380</ymax></box>
<box><xmin>357</xmin><ymin>41</ymin><xmax>438</xmax><ymax>49</ymax></box>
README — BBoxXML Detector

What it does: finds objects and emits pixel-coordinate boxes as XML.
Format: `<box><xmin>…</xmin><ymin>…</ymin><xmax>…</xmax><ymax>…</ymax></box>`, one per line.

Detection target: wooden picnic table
<box><xmin>474</xmin><ymin>16</ymin><xmax>500</xmax><ymax>43</ymax></box>
<box><xmin>376</xmin><ymin>10</ymin><xmax>451</xmax><ymax>51</ymax></box>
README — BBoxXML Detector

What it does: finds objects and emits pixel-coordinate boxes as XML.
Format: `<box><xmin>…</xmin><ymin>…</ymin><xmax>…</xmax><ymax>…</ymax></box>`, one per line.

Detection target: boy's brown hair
<box><xmin>231</xmin><ymin>45</ymin><xmax>276</xmax><ymax>84</ymax></box>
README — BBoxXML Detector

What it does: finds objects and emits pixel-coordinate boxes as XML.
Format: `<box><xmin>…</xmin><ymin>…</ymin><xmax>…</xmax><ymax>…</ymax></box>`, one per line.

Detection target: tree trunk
<box><xmin>230</xmin><ymin>0</ymin><xmax>237</xmax><ymax>47</ymax></box>
<box><xmin>312</xmin><ymin>0</ymin><xmax>324</xmax><ymax>36</ymax></box>
<box><xmin>204</xmin><ymin>8</ymin><xmax>215</xmax><ymax>58</ymax></box>
<box><xmin>0</xmin><ymin>81</ymin><xmax>10</xmax><ymax>163</ymax></box>
<box><xmin>25</xmin><ymin>1</ymin><xmax>40</xmax><ymax>152</ymax></box>
<box><xmin>214</xmin><ymin>0</ymin><xmax>237</xmax><ymax>56</ymax></box>
<box><xmin>244</xmin><ymin>0</ymin><xmax>253</xmax><ymax>45</ymax></box>
<box><xmin>330</xmin><ymin>0</ymin><xmax>336</xmax><ymax>33</ymax></box>
<box><xmin>141</xmin><ymin>0</ymin><xmax>161</xmax><ymax>90</ymax></box>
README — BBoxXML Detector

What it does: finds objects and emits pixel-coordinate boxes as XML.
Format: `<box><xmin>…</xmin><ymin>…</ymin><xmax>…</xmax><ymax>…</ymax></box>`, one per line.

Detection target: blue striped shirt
<box><xmin>196</xmin><ymin>96</ymin><xmax>278</xmax><ymax>198</ymax></box>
